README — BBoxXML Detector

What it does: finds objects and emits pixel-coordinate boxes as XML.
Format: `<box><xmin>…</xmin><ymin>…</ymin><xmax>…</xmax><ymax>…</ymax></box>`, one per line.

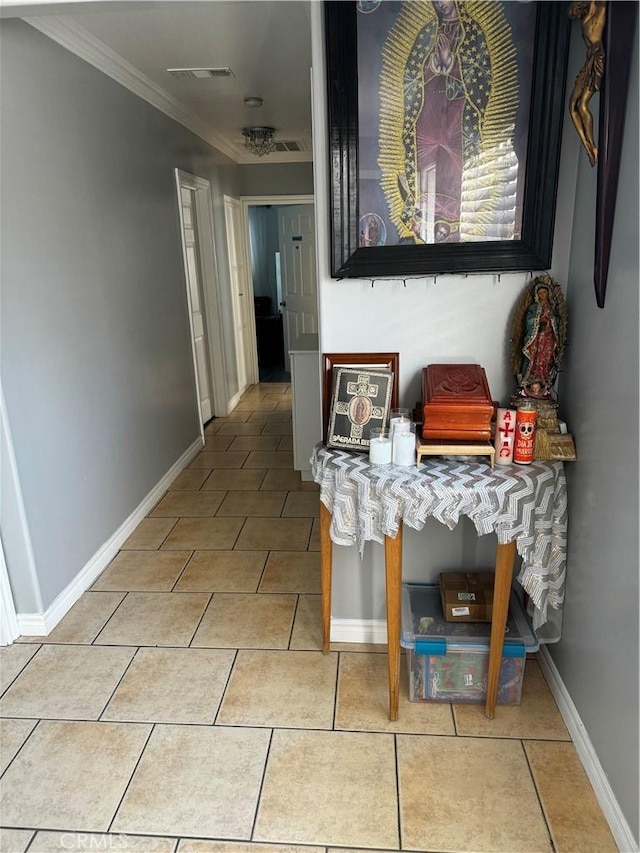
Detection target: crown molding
<box><xmin>23</xmin><ymin>15</ymin><xmax>242</xmax><ymax>163</ymax></box>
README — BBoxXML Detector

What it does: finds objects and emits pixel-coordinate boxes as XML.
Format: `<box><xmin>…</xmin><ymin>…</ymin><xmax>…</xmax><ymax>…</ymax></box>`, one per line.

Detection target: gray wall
<box><xmin>0</xmin><ymin>20</ymin><xmax>240</xmax><ymax>611</ymax></box>
<box><xmin>239</xmin><ymin>162</ymin><xmax>314</xmax><ymax>196</ymax></box>
<box><xmin>551</xmin><ymin>28</ymin><xmax>639</xmax><ymax>842</ymax></box>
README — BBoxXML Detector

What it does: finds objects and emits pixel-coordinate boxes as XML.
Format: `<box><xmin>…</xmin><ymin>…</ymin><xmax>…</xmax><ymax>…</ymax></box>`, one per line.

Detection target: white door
<box><xmin>178</xmin><ymin>185</ymin><xmax>213</xmax><ymax>424</ymax></box>
<box><xmin>278</xmin><ymin>205</ymin><xmax>317</xmax><ymax>371</ymax></box>
<box><xmin>224</xmin><ymin>196</ymin><xmax>256</xmax><ymax>392</ymax></box>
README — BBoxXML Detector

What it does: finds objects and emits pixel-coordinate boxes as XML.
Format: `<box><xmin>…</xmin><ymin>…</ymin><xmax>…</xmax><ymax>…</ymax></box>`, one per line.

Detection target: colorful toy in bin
<box><xmin>401</xmin><ymin>583</ymin><xmax>539</xmax><ymax>705</ymax></box>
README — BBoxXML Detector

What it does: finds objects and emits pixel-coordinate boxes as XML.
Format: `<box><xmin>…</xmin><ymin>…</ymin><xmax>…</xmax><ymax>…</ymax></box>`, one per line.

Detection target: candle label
<box><xmin>513</xmin><ymin>405</ymin><xmax>537</xmax><ymax>464</ymax></box>
<box><xmin>494</xmin><ymin>408</ymin><xmax>516</xmax><ymax>466</ymax></box>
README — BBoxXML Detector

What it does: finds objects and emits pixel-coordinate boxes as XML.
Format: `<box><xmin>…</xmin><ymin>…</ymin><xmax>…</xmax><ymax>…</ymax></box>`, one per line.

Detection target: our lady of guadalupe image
<box><xmin>363</xmin><ymin>1</ymin><xmax>532</xmax><ymax>246</ymax></box>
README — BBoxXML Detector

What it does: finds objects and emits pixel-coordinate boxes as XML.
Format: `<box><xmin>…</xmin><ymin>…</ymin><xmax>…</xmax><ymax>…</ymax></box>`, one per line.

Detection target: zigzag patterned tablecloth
<box><xmin>311</xmin><ymin>443</ymin><xmax>568</xmax><ymax>642</ymax></box>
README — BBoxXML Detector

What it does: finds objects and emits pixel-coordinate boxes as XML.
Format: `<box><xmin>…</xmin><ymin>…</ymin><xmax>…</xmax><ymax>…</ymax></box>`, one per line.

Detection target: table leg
<box><xmin>485</xmin><ymin>539</ymin><xmax>517</xmax><ymax>718</ymax></box>
<box><xmin>319</xmin><ymin>502</ymin><xmax>332</xmax><ymax>655</ymax></box>
<box><xmin>384</xmin><ymin>522</ymin><xmax>403</xmax><ymax>722</ymax></box>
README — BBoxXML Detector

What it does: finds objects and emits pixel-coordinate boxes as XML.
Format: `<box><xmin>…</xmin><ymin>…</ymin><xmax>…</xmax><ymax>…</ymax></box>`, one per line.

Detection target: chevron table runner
<box><xmin>310</xmin><ymin>443</ymin><xmax>568</xmax><ymax>643</ymax></box>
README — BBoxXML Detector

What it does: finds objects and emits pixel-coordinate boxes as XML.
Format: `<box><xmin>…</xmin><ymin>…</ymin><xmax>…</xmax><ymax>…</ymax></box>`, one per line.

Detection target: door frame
<box><xmin>175</xmin><ymin>170</ymin><xmax>229</xmax><ymax>423</ymax></box>
<box><xmin>239</xmin><ymin>194</ymin><xmax>315</xmax><ymax>377</ymax></box>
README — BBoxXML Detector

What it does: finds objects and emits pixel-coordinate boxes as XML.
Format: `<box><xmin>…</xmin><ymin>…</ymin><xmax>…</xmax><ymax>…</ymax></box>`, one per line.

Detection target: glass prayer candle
<box><xmin>392</xmin><ymin>421</ymin><xmax>417</xmax><ymax>466</ymax></box>
<box><xmin>369</xmin><ymin>427</ymin><xmax>392</xmax><ymax>465</ymax></box>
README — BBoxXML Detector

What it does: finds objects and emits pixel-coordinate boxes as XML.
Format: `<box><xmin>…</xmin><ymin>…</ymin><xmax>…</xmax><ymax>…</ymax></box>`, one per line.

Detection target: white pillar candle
<box><xmin>369</xmin><ymin>435</ymin><xmax>392</xmax><ymax>465</ymax></box>
<box><xmin>494</xmin><ymin>408</ymin><xmax>516</xmax><ymax>466</ymax></box>
<box><xmin>392</xmin><ymin>424</ymin><xmax>416</xmax><ymax>466</ymax></box>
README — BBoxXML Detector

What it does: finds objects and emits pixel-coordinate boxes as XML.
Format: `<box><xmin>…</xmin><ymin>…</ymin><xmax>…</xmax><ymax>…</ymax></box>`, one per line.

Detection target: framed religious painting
<box><xmin>322</xmin><ymin>352</ymin><xmax>399</xmax><ymax>445</ymax></box>
<box><xmin>325</xmin><ymin>0</ymin><xmax>571</xmax><ymax>278</ymax></box>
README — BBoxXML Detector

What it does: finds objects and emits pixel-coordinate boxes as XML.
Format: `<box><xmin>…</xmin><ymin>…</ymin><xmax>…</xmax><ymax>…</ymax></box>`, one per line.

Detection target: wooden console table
<box><xmin>312</xmin><ymin>444</ymin><xmax>568</xmax><ymax>720</ymax></box>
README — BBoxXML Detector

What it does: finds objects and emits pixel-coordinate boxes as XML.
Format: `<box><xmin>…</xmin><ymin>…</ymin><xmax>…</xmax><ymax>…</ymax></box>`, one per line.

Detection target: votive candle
<box><xmin>369</xmin><ymin>427</ymin><xmax>392</xmax><ymax>465</ymax></box>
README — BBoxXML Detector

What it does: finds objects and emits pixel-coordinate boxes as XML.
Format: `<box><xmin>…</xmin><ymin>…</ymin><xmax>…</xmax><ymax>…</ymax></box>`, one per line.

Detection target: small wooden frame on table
<box><xmin>322</xmin><ymin>352</ymin><xmax>399</xmax><ymax>443</ymax></box>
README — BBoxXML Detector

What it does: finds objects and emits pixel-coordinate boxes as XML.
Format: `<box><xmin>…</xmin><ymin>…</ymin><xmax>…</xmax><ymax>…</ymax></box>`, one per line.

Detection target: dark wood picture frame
<box><xmin>322</xmin><ymin>352</ymin><xmax>400</xmax><ymax>442</ymax></box>
<box><xmin>325</xmin><ymin>1</ymin><xmax>571</xmax><ymax>279</ymax></box>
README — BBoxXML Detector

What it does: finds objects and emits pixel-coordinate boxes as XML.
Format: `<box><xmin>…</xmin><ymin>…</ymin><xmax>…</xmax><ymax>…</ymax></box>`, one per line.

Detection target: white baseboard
<box><xmin>330</xmin><ymin>618</ymin><xmax>388</xmax><ymax>645</ymax></box>
<box><xmin>16</xmin><ymin>437</ymin><xmax>203</xmax><ymax>637</ymax></box>
<box><xmin>538</xmin><ymin>647</ymin><xmax>638</xmax><ymax>853</ymax></box>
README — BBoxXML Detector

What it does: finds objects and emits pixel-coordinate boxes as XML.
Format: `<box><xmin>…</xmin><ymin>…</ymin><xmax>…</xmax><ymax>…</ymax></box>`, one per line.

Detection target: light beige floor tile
<box><xmin>259</xmin><ymin>383</ymin><xmax>290</xmax><ymax>395</ymax></box>
<box><xmin>202</xmin><ymin>469</ymin><xmax>266</xmax><ymax>491</ymax></box>
<box><xmin>112</xmin><ymin>725</ymin><xmax>270</xmax><ymax>839</ymax></box>
<box><xmin>336</xmin><ymin>652</ymin><xmax>455</xmax><ymax>735</ymax></box>
<box><xmin>254</xmin><ymin>729</ymin><xmax>399</xmax><ymax>848</ymax></box>
<box><xmin>102</xmin><ymin>647</ymin><xmax>235</xmax><ymax>724</ymax></box>
<box><xmin>175</xmin><ymin>550</ymin><xmax>267</xmax><ymax>592</ymax></box>
<box><xmin>216</xmin><ymin>490</ymin><xmax>287</xmax><ymax>517</ymax></box>
<box><xmin>260</xmin><ymin>470</ymin><xmax>315</xmax><ymax>490</ymax></box>
<box><xmin>453</xmin><ymin>659</ymin><xmax>570</xmax><ymax>740</ymax></box>
<box><xmin>0</xmin><ymin>720</ymin><xmax>151</xmax><ymax>831</ymax></box>
<box><xmin>259</xmin><ymin>552</ymin><xmax>321</xmax><ymax>594</ymax></box>
<box><xmin>36</xmin><ymin>592</ymin><xmax>126</xmax><ymax>644</ymax></box>
<box><xmin>215</xmin><ymin>411</ymin><xmax>252</xmax><ymax>423</ymax></box>
<box><xmin>0</xmin><ymin>829</ymin><xmax>34</xmax><ymax>853</ymax></box>
<box><xmin>289</xmin><ymin>594</ymin><xmax>322</xmax><ymax>651</ymax></box>
<box><xmin>235</xmin><ymin>518</ymin><xmax>311</xmax><ymax>551</ymax></box>
<box><xmin>217</xmin><ymin>423</ymin><xmax>265</xmax><ymax>436</ymax></box>
<box><xmin>260</xmin><ymin>422</ymin><xmax>293</xmax><ymax>436</ymax></box>
<box><xmin>397</xmin><ymin>734</ymin><xmax>552</xmax><ymax>852</ymax></box>
<box><xmin>217</xmin><ymin>650</ymin><xmax>337</xmax><ymax>728</ymax></box>
<box><xmin>276</xmin><ymin>435</ymin><xmax>293</xmax><ymax>451</ymax></box>
<box><xmin>121</xmin><ymin>518</ymin><xmax>177</xmax><ymax>550</ymax></box>
<box><xmin>0</xmin><ymin>645</ymin><xmax>135</xmax><ymax>720</ymax></box>
<box><xmin>227</xmin><ymin>435</ymin><xmax>280</xmax><ymax>452</ymax></box>
<box><xmin>29</xmin><ymin>833</ymin><xmax>176</xmax><ymax>853</ymax></box>
<box><xmin>192</xmin><ymin>593</ymin><xmax>296</xmax><ymax>649</ymax></box>
<box><xmin>308</xmin><ymin>518</ymin><xmax>320</xmax><ymax>551</ymax></box>
<box><xmin>150</xmin><ymin>490</ymin><xmax>226</xmax><ymax>517</ymax></box>
<box><xmin>261</xmin><ymin>394</ymin><xmax>289</xmax><ymax>406</ymax></box>
<box><xmin>204</xmin><ymin>420</ymin><xmax>224</xmax><ymax>435</ymax></box>
<box><xmin>161</xmin><ymin>517</ymin><xmax>244</xmax><ymax>550</ymax></box>
<box><xmin>235</xmin><ymin>400</ymin><xmax>278</xmax><ymax>412</ymax></box>
<box><xmin>282</xmin><ymin>492</ymin><xmax>320</xmax><ymax>518</ymax></box>
<box><xmin>0</xmin><ymin>644</ymin><xmax>39</xmax><ymax>691</ymax></box>
<box><xmin>203</xmin><ymin>434</ymin><xmax>235</xmax><ymax>451</ymax></box>
<box><xmin>189</xmin><ymin>451</ymin><xmax>249</xmax><ymax>469</ymax></box>
<box><xmin>249</xmin><ymin>411</ymin><xmax>292</xmax><ymax>423</ymax></box>
<box><xmin>168</xmin><ymin>467</ymin><xmax>211</xmax><ymax>490</ymax></box>
<box><xmin>179</xmin><ymin>842</ymin><xmax>324</xmax><ymax>853</ymax></box>
<box><xmin>94</xmin><ymin>592</ymin><xmax>210</xmax><ymax>647</ymax></box>
<box><xmin>275</xmin><ymin>400</ymin><xmax>292</xmax><ymax>411</ymax></box>
<box><xmin>92</xmin><ymin>551</ymin><xmax>191</xmax><ymax>591</ymax></box>
<box><xmin>243</xmin><ymin>451</ymin><xmax>294</xmax><ymax>469</ymax></box>
<box><xmin>0</xmin><ymin>718</ymin><xmax>37</xmax><ymax>774</ymax></box>
<box><xmin>525</xmin><ymin>740</ymin><xmax>618</xmax><ymax>853</ymax></box>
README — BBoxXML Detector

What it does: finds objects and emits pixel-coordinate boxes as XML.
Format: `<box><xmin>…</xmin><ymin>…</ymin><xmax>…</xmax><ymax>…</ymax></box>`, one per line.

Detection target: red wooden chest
<box><xmin>421</xmin><ymin>364</ymin><xmax>494</xmax><ymax>441</ymax></box>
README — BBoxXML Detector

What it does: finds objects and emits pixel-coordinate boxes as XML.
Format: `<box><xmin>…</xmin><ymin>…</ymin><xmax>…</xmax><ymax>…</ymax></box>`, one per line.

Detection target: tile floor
<box><xmin>0</xmin><ymin>383</ymin><xmax>617</xmax><ymax>853</ymax></box>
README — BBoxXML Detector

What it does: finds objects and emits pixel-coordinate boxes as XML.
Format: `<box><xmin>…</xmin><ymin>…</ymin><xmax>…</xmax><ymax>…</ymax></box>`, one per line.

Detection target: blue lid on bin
<box><xmin>401</xmin><ymin>583</ymin><xmax>539</xmax><ymax>656</ymax></box>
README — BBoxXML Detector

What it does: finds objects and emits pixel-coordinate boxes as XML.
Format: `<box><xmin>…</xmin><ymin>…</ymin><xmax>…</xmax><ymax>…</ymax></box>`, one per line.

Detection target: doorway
<box><xmin>241</xmin><ymin>195</ymin><xmax>317</xmax><ymax>383</ymax></box>
<box><xmin>175</xmin><ymin>170</ymin><xmax>229</xmax><ymax>423</ymax></box>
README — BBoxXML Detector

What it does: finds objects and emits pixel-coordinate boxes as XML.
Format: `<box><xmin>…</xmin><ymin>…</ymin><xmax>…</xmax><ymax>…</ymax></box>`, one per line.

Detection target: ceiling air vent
<box><xmin>167</xmin><ymin>67</ymin><xmax>234</xmax><ymax>79</ymax></box>
<box><xmin>274</xmin><ymin>140</ymin><xmax>302</xmax><ymax>152</ymax></box>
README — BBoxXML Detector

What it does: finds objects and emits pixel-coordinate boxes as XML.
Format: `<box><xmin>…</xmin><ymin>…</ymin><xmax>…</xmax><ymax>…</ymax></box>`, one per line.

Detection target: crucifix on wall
<box><xmin>568</xmin><ymin>1</ymin><xmax>638</xmax><ymax>308</ymax></box>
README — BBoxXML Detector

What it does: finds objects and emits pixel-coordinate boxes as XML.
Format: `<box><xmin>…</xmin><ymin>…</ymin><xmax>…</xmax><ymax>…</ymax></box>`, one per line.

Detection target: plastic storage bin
<box><xmin>401</xmin><ymin>583</ymin><xmax>539</xmax><ymax>704</ymax></box>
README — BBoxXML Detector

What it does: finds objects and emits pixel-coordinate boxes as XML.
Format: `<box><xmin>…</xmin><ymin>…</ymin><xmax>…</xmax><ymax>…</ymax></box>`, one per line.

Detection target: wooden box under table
<box><xmin>421</xmin><ymin>364</ymin><xmax>494</xmax><ymax>441</ymax></box>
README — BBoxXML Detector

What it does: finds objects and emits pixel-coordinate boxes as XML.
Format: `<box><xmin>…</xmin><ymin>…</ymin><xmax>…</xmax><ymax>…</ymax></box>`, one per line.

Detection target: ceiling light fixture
<box><xmin>243</xmin><ymin>96</ymin><xmax>263</xmax><ymax>108</ymax></box>
<box><xmin>242</xmin><ymin>126</ymin><xmax>276</xmax><ymax>157</ymax></box>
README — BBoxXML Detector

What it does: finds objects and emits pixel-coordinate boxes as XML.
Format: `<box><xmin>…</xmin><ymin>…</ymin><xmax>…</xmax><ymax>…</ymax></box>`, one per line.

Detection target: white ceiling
<box><xmin>1</xmin><ymin>0</ymin><xmax>314</xmax><ymax>164</ymax></box>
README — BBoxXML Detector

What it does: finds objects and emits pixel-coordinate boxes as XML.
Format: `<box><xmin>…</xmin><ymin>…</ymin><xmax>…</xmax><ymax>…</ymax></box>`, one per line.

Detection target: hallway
<box><xmin>0</xmin><ymin>383</ymin><xmax>616</xmax><ymax>853</ymax></box>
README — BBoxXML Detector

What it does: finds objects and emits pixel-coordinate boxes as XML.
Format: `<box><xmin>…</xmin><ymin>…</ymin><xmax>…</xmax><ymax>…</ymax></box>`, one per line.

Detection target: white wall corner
<box><xmin>538</xmin><ymin>647</ymin><xmax>639</xmax><ymax>853</ymax></box>
<box><xmin>15</xmin><ymin>436</ymin><xmax>203</xmax><ymax>638</ymax></box>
